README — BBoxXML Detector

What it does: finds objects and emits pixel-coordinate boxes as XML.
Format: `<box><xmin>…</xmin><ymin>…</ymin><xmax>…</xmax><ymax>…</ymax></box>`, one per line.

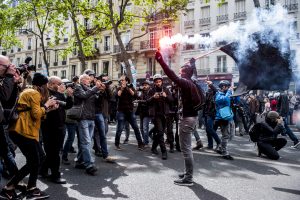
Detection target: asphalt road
<box><xmin>2</xmin><ymin>124</ymin><xmax>300</xmax><ymax>200</ymax></box>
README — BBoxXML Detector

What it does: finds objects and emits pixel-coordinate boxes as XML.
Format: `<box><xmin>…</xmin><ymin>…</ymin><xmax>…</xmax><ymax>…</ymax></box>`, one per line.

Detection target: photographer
<box><xmin>0</xmin><ymin>55</ymin><xmax>20</xmax><ymax>185</ymax></box>
<box><xmin>251</xmin><ymin>111</ymin><xmax>287</xmax><ymax>160</ymax></box>
<box><xmin>0</xmin><ymin>73</ymin><xmax>58</xmax><ymax>200</ymax></box>
<box><xmin>147</xmin><ymin>74</ymin><xmax>173</xmax><ymax>160</ymax></box>
<box><xmin>93</xmin><ymin>74</ymin><xmax>115</xmax><ymax>163</ymax></box>
<box><xmin>40</xmin><ymin>76</ymin><xmax>73</xmax><ymax>184</ymax></box>
<box><xmin>114</xmin><ymin>75</ymin><xmax>144</xmax><ymax>150</ymax></box>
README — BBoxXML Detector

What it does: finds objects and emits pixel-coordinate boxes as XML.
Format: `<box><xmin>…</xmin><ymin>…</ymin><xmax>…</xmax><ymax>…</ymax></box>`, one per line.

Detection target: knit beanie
<box><xmin>32</xmin><ymin>73</ymin><xmax>48</xmax><ymax>87</ymax></box>
<box><xmin>267</xmin><ymin>111</ymin><xmax>280</xmax><ymax>120</ymax></box>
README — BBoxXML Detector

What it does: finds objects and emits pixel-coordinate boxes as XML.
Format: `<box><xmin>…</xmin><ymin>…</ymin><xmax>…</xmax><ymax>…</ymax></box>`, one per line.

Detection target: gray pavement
<box><xmin>1</xmin><ymin>124</ymin><xmax>300</xmax><ymax>200</ymax></box>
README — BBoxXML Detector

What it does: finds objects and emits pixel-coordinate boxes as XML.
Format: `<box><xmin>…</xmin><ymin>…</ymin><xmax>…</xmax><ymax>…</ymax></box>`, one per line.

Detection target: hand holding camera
<box><xmin>66</xmin><ymin>87</ymin><xmax>73</xmax><ymax>97</ymax></box>
<box><xmin>277</xmin><ymin>117</ymin><xmax>284</xmax><ymax>125</ymax></box>
<box><xmin>44</xmin><ymin>98</ymin><xmax>59</xmax><ymax>112</ymax></box>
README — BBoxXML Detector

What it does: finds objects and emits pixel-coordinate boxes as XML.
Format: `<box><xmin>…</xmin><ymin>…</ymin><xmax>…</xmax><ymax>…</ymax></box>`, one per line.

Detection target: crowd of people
<box><xmin>0</xmin><ymin>51</ymin><xmax>299</xmax><ymax>199</ymax></box>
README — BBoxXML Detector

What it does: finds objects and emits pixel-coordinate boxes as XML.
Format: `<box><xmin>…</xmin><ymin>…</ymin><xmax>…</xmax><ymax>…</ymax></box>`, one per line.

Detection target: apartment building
<box><xmin>180</xmin><ymin>0</ymin><xmax>300</xmax><ymax>88</ymax></box>
<box><xmin>1</xmin><ymin>0</ymin><xmax>299</xmax><ymax>88</ymax></box>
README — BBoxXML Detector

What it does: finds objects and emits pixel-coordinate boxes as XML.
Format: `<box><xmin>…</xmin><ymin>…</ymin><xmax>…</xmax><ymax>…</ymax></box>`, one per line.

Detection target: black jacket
<box><xmin>256</xmin><ymin>122</ymin><xmax>285</xmax><ymax>142</ymax></box>
<box><xmin>203</xmin><ymin>84</ymin><xmax>217</xmax><ymax>117</ymax></box>
<box><xmin>157</xmin><ymin>60</ymin><xmax>198</xmax><ymax>117</ymax></box>
<box><xmin>0</xmin><ymin>75</ymin><xmax>15</xmax><ymax>123</ymax></box>
<box><xmin>116</xmin><ymin>87</ymin><xmax>137</xmax><ymax>113</ymax></box>
<box><xmin>95</xmin><ymin>88</ymin><xmax>111</xmax><ymax>117</ymax></box>
<box><xmin>136</xmin><ymin>89</ymin><xmax>151</xmax><ymax>117</ymax></box>
<box><xmin>74</xmin><ymin>84</ymin><xmax>99</xmax><ymax>120</ymax></box>
<box><xmin>43</xmin><ymin>89</ymin><xmax>73</xmax><ymax>128</ymax></box>
<box><xmin>147</xmin><ymin>86</ymin><xmax>173</xmax><ymax>117</ymax></box>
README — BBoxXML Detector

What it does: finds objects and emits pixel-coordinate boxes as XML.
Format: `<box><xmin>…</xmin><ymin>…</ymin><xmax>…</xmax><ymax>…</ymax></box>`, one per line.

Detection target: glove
<box><xmin>155</xmin><ymin>51</ymin><xmax>163</xmax><ymax>62</ymax></box>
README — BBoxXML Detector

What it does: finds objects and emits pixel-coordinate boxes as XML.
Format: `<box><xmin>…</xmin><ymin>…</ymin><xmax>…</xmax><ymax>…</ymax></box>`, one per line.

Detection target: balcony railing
<box><xmin>38</xmin><ymin>64</ymin><xmax>42</xmax><ymax>68</ymax></box>
<box><xmin>216</xmin><ymin>14</ymin><xmax>228</xmax><ymax>23</ymax></box>
<box><xmin>184</xmin><ymin>20</ymin><xmax>195</xmax><ymax>27</ymax></box>
<box><xmin>182</xmin><ymin>44</ymin><xmax>195</xmax><ymax>51</ymax></box>
<box><xmin>140</xmin><ymin>39</ymin><xmax>159</xmax><ymax>50</ymax></box>
<box><xmin>147</xmin><ymin>12</ymin><xmax>170</xmax><ymax>23</ymax></box>
<box><xmin>199</xmin><ymin>17</ymin><xmax>211</xmax><ymax>25</ymax></box>
<box><xmin>62</xmin><ymin>61</ymin><xmax>67</xmax><ymax>65</ymax></box>
<box><xmin>284</xmin><ymin>3</ymin><xmax>298</xmax><ymax>13</ymax></box>
<box><xmin>234</xmin><ymin>11</ymin><xmax>247</xmax><ymax>20</ymax></box>
<box><xmin>113</xmin><ymin>43</ymin><xmax>133</xmax><ymax>53</ymax></box>
<box><xmin>53</xmin><ymin>62</ymin><xmax>58</xmax><ymax>66</ymax></box>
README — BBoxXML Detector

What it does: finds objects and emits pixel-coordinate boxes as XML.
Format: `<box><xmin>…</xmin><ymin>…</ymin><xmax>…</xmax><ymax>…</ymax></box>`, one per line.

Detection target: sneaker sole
<box><xmin>26</xmin><ymin>194</ymin><xmax>50</xmax><ymax>200</ymax></box>
<box><xmin>174</xmin><ymin>182</ymin><xmax>194</xmax><ymax>187</ymax></box>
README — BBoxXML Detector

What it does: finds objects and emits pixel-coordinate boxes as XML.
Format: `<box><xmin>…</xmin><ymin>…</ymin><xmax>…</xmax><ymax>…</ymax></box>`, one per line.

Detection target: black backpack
<box><xmin>249</xmin><ymin>124</ymin><xmax>261</xmax><ymax>142</ymax></box>
<box><xmin>192</xmin><ymin>79</ymin><xmax>206</xmax><ymax>111</ymax></box>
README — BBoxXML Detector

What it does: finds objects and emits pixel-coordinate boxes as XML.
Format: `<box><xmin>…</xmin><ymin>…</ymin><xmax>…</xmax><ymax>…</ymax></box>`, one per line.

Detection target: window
<box><xmin>28</xmin><ymin>38</ymin><xmax>32</xmax><ymax>50</ymax></box>
<box><xmin>38</xmin><ymin>52</ymin><xmax>42</xmax><ymax>65</ymax></box>
<box><xmin>201</xmin><ymin>6</ymin><xmax>210</xmax><ymax>18</ymax></box>
<box><xmin>53</xmin><ymin>71</ymin><xmax>58</xmax><ymax>76</ymax></box>
<box><xmin>147</xmin><ymin>58</ymin><xmax>156</xmax><ymax>76</ymax></box>
<box><xmin>104</xmin><ymin>36</ymin><xmax>110</xmax><ymax>51</ymax></box>
<box><xmin>121</xmin><ymin>31</ymin><xmax>131</xmax><ymax>45</ymax></box>
<box><xmin>28</xmin><ymin>21</ymin><xmax>34</xmax><ymax>31</ymax></box>
<box><xmin>61</xmin><ymin>70</ymin><xmax>66</xmax><ymax>79</ymax></box>
<box><xmin>102</xmin><ymin>61</ymin><xmax>109</xmax><ymax>75</ymax></box>
<box><xmin>94</xmin><ymin>38</ymin><xmax>98</xmax><ymax>49</ymax></box>
<box><xmin>71</xmin><ymin>65</ymin><xmax>76</xmax><ymax>77</ymax></box>
<box><xmin>216</xmin><ymin>56</ymin><xmax>227</xmax><ymax>73</ymax></box>
<box><xmin>64</xmin><ymin>27</ymin><xmax>69</xmax><ymax>41</ymax></box>
<box><xmin>163</xmin><ymin>26</ymin><xmax>172</xmax><ymax>37</ymax></box>
<box><xmin>46</xmin><ymin>51</ymin><xmax>50</xmax><ymax>63</ymax></box>
<box><xmin>149</xmin><ymin>28</ymin><xmax>157</xmax><ymax>48</ymax></box>
<box><xmin>199</xmin><ymin>57</ymin><xmax>209</xmax><ymax>74</ymax></box>
<box><xmin>84</xmin><ymin>18</ymin><xmax>90</xmax><ymax>29</ymax></box>
<box><xmin>219</xmin><ymin>2</ymin><xmax>228</xmax><ymax>16</ymax></box>
<box><xmin>235</xmin><ymin>0</ymin><xmax>246</xmax><ymax>13</ymax></box>
<box><xmin>16</xmin><ymin>58</ymin><xmax>20</xmax><ymax>66</ymax></box>
<box><xmin>54</xmin><ymin>51</ymin><xmax>58</xmax><ymax>62</ymax></box>
<box><xmin>92</xmin><ymin>63</ymin><xmax>98</xmax><ymax>74</ymax></box>
<box><xmin>186</xmin><ymin>9</ymin><xmax>194</xmax><ymax>21</ymax></box>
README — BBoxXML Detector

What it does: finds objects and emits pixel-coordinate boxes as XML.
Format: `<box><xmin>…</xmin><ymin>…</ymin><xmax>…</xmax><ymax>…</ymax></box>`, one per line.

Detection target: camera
<box><xmin>127</xmin><ymin>83</ymin><xmax>134</xmax><ymax>88</ymax></box>
<box><xmin>65</xmin><ymin>82</ymin><xmax>75</xmax><ymax>89</ymax></box>
<box><xmin>102</xmin><ymin>80</ymin><xmax>112</xmax><ymax>86</ymax></box>
<box><xmin>16</xmin><ymin>57</ymin><xmax>36</xmax><ymax>75</ymax></box>
<box><xmin>56</xmin><ymin>100</ymin><xmax>66</xmax><ymax>107</ymax></box>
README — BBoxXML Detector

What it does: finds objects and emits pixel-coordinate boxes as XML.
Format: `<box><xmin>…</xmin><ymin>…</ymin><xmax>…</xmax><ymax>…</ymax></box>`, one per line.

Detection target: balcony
<box><xmin>284</xmin><ymin>3</ymin><xmax>298</xmax><ymax>13</ymax></box>
<box><xmin>113</xmin><ymin>43</ymin><xmax>133</xmax><ymax>53</ymax></box>
<box><xmin>182</xmin><ymin>44</ymin><xmax>195</xmax><ymax>51</ymax></box>
<box><xmin>140</xmin><ymin>39</ymin><xmax>159</xmax><ymax>51</ymax></box>
<box><xmin>104</xmin><ymin>46</ymin><xmax>110</xmax><ymax>52</ymax></box>
<box><xmin>234</xmin><ymin>11</ymin><xmax>247</xmax><ymax>20</ymax></box>
<box><xmin>62</xmin><ymin>61</ymin><xmax>67</xmax><ymax>65</ymax></box>
<box><xmin>184</xmin><ymin>20</ymin><xmax>195</xmax><ymax>27</ymax></box>
<box><xmin>199</xmin><ymin>18</ymin><xmax>211</xmax><ymax>26</ymax></box>
<box><xmin>38</xmin><ymin>64</ymin><xmax>42</xmax><ymax>68</ymax></box>
<box><xmin>147</xmin><ymin>12</ymin><xmax>170</xmax><ymax>23</ymax></box>
<box><xmin>53</xmin><ymin>62</ymin><xmax>58</xmax><ymax>66</ymax></box>
<box><xmin>216</xmin><ymin>14</ymin><xmax>228</xmax><ymax>23</ymax></box>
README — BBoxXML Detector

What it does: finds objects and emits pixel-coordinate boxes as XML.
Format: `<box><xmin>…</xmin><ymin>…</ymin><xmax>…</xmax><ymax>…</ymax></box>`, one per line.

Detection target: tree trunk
<box><xmin>253</xmin><ymin>0</ymin><xmax>260</xmax><ymax>7</ymax></box>
<box><xmin>113</xmin><ymin>26</ymin><xmax>133</xmax><ymax>82</ymax></box>
<box><xmin>71</xmin><ymin>13</ymin><xmax>86</xmax><ymax>72</ymax></box>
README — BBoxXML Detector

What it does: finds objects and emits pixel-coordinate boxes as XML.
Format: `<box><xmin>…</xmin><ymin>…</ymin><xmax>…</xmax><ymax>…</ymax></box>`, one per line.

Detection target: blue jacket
<box><xmin>215</xmin><ymin>90</ymin><xmax>233</xmax><ymax>120</ymax></box>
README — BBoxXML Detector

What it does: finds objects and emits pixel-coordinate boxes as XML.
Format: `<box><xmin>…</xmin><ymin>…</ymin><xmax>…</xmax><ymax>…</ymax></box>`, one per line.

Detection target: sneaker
<box><xmin>123</xmin><ymin>139</ymin><xmax>129</xmax><ymax>144</ymax></box>
<box><xmin>0</xmin><ymin>188</ymin><xmax>20</xmax><ymax>200</ymax></box>
<box><xmin>138</xmin><ymin>144</ymin><xmax>145</xmax><ymax>151</ymax></box>
<box><xmin>291</xmin><ymin>141</ymin><xmax>300</xmax><ymax>148</ymax></box>
<box><xmin>192</xmin><ymin>140</ymin><xmax>203</xmax><ymax>150</ymax></box>
<box><xmin>62</xmin><ymin>158</ymin><xmax>71</xmax><ymax>165</ymax></box>
<box><xmin>25</xmin><ymin>188</ymin><xmax>49</xmax><ymax>200</ymax></box>
<box><xmin>86</xmin><ymin>166</ymin><xmax>98</xmax><ymax>176</ymax></box>
<box><xmin>178</xmin><ymin>173</ymin><xmax>185</xmax><ymax>179</ymax></box>
<box><xmin>115</xmin><ymin>145</ymin><xmax>122</xmax><ymax>151</ymax></box>
<box><xmin>103</xmin><ymin>156</ymin><xmax>116</xmax><ymax>163</ymax></box>
<box><xmin>15</xmin><ymin>182</ymin><xmax>27</xmax><ymax>193</ymax></box>
<box><xmin>174</xmin><ymin>179</ymin><xmax>194</xmax><ymax>186</ymax></box>
<box><xmin>222</xmin><ymin>155</ymin><xmax>234</xmax><ymax>160</ymax></box>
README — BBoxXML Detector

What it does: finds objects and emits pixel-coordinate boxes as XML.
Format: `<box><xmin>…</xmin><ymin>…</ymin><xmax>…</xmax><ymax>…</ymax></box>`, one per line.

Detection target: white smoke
<box><xmin>159</xmin><ymin>4</ymin><xmax>296</xmax><ymax>68</ymax></box>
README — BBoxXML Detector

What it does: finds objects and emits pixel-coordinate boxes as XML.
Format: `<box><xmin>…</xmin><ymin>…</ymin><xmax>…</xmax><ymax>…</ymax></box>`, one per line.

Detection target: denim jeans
<box><xmin>179</xmin><ymin>117</ymin><xmax>197</xmax><ymax>181</ymax></box>
<box><xmin>283</xmin><ymin>116</ymin><xmax>299</xmax><ymax>145</ymax></box>
<box><xmin>205</xmin><ymin>116</ymin><xmax>221</xmax><ymax>148</ymax></box>
<box><xmin>62</xmin><ymin>123</ymin><xmax>78</xmax><ymax>159</ymax></box>
<box><xmin>77</xmin><ymin>120</ymin><xmax>95</xmax><ymax>168</ymax></box>
<box><xmin>140</xmin><ymin>116</ymin><xmax>151</xmax><ymax>145</ymax></box>
<box><xmin>94</xmin><ymin>113</ymin><xmax>109</xmax><ymax>158</ymax></box>
<box><xmin>215</xmin><ymin>120</ymin><xmax>230</xmax><ymax>156</ymax></box>
<box><xmin>115</xmin><ymin>112</ymin><xmax>143</xmax><ymax>146</ymax></box>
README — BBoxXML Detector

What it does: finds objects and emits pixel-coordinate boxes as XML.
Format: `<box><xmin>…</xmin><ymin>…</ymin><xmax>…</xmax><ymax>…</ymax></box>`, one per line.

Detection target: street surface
<box><xmin>2</xmin><ymin>124</ymin><xmax>300</xmax><ymax>200</ymax></box>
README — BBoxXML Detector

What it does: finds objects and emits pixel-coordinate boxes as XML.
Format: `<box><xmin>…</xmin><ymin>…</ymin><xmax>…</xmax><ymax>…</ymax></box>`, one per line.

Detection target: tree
<box><xmin>90</xmin><ymin>0</ymin><xmax>189</xmax><ymax>82</ymax></box>
<box><xmin>17</xmin><ymin>0</ymin><xmax>63</xmax><ymax>76</ymax></box>
<box><xmin>0</xmin><ymin>1</ymin><xmax>25</xmax><ymax>50</ymax></box>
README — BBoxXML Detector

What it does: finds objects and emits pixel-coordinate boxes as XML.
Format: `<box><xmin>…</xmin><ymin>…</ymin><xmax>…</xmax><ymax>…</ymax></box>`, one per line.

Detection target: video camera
<box><xmin>17</xmin><ymin>57</ymin><xmax>36</xmax><ymax>75</ymax></box>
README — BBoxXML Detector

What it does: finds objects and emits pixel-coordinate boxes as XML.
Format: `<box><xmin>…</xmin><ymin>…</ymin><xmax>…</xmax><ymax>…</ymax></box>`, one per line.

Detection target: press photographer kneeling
<box><xmin>250</xmin><ymin>111</ymin><xmax>287</xmax><ymax>160</ymax></box>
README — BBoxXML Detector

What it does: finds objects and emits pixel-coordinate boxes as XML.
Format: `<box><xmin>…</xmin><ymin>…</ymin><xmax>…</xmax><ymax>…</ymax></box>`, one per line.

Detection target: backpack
<box><xmin>192</xmin><ymin>79</ymin><xmax>206</xmax><ymax>111</ymax></box>
<box><xmin>249</xmin><ymin>124</ymin><xmax>261</xmax><ymax>142</ymax></box>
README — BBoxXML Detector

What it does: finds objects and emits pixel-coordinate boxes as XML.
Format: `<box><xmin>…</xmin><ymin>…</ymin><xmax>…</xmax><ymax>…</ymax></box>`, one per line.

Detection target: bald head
<box><xmin>48</xmin><ymin>76</ymin><xmax>62</xmax><ymax>91</ymax></box>
<box><xmin>0</xmin><ymin>55</ymin><xmax>11</xmax><ymax>77</ymax></box>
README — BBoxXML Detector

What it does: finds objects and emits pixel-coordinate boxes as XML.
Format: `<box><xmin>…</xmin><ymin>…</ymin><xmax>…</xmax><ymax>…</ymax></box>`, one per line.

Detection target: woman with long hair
<box><xmin>0</xmin><ymin>73</ymin><xmax>58</xmax><ymax>200</ymax></box>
